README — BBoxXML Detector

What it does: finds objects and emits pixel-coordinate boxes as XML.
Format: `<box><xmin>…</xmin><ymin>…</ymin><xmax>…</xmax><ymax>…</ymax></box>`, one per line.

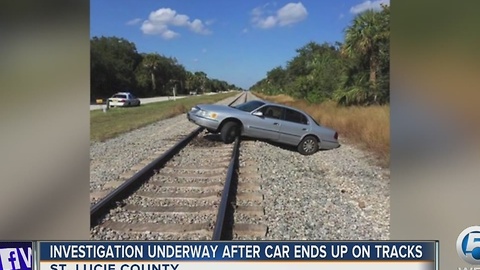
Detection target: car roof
<box><xmin>259</xmin><ymin>100</ymin><xmax>307</xmax><ymax>114</ymax></box>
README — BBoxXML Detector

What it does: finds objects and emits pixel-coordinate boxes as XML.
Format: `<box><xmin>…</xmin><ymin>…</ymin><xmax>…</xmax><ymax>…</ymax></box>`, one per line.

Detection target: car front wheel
<box><xmin>220</xmin><ymin>122</ymin><xmax>239</xmax><ymax>144</ymax></box>
<box><xmin>297</xmin><ymin>135</ymin><xmax>319</xmax><ymax>155</ymax></box>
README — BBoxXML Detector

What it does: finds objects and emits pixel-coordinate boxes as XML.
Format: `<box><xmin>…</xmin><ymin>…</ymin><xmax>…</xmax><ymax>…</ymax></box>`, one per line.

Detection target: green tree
<box><xmin>90</xmin><ymin>36</ymin><xmax>141</xmax><ymax>99</ymax></box>
<box><xmin>338</xmin><ymin>4</ymin><xmax>390</xmax><ymax>104</ymax></box>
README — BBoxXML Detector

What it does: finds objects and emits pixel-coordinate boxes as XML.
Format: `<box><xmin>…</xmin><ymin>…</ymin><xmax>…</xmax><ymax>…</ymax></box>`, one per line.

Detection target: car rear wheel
<box><xmin>297</xmin><ymin>136</ymin><xmax>319</xmax><ymax>155</ymax></box>
<box><xmin>220</xmin><ymin>122</ymin><xmax>239</xmax><ymax>144</ymax></box>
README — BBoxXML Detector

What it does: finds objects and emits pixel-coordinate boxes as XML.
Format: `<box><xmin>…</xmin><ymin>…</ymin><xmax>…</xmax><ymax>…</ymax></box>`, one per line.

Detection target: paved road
<box><xmin>90</xmin><ymin>92</ymin><xmax>221</xmax><ymax>111</ymax></box>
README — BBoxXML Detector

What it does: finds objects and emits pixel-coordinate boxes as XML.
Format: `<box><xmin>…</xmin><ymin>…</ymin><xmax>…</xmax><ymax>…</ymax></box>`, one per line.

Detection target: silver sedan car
<box><xmin>187</xmin><ymin>100</ymin><xmax>340</xmax><ymax>155</ymax></box>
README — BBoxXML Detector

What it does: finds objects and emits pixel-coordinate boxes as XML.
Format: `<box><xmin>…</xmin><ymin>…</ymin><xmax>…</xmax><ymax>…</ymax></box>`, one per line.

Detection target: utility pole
<box><xmin>170</xmin><ymin>79</ymin><xmax>179</xmax><ymax>101</ymax></box>
<box><xmin>173</xmin><ymin>83</ymin><xmax>176</xmax><ymax>101</ymax></box>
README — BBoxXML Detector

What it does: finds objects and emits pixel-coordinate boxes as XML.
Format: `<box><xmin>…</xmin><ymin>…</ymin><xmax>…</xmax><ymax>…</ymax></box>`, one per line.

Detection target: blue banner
<box><xmin>39</xmin><ymin>241</ymin><xmax>436</xmax><ymax>261</ymax></box>
<box><xmin>0</xmin><ymin>242</ymin><xmax>33</xmax><ymax>270</ymax></box>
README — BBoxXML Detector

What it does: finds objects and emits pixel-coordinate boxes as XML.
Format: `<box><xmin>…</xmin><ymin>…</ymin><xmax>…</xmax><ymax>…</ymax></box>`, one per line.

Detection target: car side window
<box><xmin>285</xmin><ymin>109</ymin><xmax>308</xmax><ymax>125</ymax></box>
<box><xmin>260</xmin><ymin>106</ymin><xmax>284</xmax><ymax>119</ymax></box>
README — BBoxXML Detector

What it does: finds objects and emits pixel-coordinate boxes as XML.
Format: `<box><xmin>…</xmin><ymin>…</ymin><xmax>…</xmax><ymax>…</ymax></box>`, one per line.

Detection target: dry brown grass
<box><xmin>254</xmin><ymin>92</ymin><xmax>390</xmax><ymax>167</ymax></box>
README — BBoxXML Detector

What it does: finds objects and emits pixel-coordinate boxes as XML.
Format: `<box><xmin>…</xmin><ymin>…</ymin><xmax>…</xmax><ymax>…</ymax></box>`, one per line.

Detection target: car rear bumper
<box><xmin>108</xmin><ymin>101</ymin><xmax>127</xmax><ymax>107</ymax></box>
<box><xmin>321</xmin><ymin>140</ymin><xmax>341</xmax><ymax>150</ymax></box>
<box><xmin>187</xmin><ymin>112</ymin><xmax>220</xmax><ymax>130</ymax></box>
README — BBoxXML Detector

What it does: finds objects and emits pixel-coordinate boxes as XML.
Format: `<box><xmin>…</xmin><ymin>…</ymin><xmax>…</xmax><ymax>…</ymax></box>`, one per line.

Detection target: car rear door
<box><xmin>278</xmin><ymin>108</ymin><xmax>310</xmax><ymax>146</ymax></box>
<box><xmin>247</xmin><ymin>105</ymin><xmax>284</xmax><ymax>141</ymax></box>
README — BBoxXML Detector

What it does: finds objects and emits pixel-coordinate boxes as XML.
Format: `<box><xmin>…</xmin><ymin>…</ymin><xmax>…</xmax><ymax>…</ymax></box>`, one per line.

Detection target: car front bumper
<box><xmin>187</xmin><ymin>112</ymin><xmax>220</xmax><ymax>131</ymax></box>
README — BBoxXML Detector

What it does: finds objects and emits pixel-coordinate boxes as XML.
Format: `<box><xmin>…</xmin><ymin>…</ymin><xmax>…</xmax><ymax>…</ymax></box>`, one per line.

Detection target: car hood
<box><xmin>196</xmin><ymin>104</ymin><xmax>238</xmax><ymax>113</ymax></box>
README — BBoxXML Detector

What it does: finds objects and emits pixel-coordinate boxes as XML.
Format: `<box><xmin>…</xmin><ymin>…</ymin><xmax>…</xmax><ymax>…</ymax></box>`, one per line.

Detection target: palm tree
<box><xmin>341</xmin><ymin>5</ymin><xmax>389</xmax><ymax>103</ymax></box>
<box><xmin>194</xmin><ymin>71</ymin><xmax>208</xmax><ymax>93</ymax></box>
<box><xmin>143</xmin><ymin>53</ymin><xmax>162</xmax><ymax>92</ymax></box>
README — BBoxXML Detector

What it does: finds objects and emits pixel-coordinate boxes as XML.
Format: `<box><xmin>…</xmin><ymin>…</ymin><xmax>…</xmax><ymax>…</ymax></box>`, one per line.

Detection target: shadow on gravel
<box><xmin>190</xmin><ymin>133</ymin><xmax>224</xmax><ymax>147</ymax></box>
<box><xmin>241</xmin><ymin>136</ymin><xmax>339</xmax><ymax>155</ymax></box>
<box><xmin>192</xmin><ymin>132</ymin><xmax>340</xmax><ymax>155</ymax></box>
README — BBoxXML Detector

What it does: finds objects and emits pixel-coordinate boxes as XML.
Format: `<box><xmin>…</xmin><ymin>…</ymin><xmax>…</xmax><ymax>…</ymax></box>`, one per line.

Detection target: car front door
<box><xmin>278</xmin><ymin>108</ymin><xmax>311</xmax><ymax>146</ymax></box>
<box><xmin>247</xmin><ymin>105</ymin><xmax>284</xmax><ymax>141</ymax></box>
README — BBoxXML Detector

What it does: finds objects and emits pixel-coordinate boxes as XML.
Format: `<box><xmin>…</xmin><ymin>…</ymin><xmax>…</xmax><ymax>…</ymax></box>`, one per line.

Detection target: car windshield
<box><xmin>233</xmin><ymin>100</ymin><xmax>265</xmax><ymax>112</ymax></box>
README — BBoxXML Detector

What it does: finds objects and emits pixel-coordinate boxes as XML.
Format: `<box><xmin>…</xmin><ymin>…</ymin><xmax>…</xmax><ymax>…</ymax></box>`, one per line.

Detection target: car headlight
<box><xmin>198</xmin><ymin>110</ymin><xmax>217</xmax><ymax>119</ymax></box>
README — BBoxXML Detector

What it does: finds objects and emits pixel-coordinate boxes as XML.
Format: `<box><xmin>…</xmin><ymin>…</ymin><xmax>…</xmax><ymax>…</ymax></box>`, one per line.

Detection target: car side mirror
<box><xmin>252</xmin><ymin>111</ymin><xmax>263</xmax><ymax>117</ymax></box>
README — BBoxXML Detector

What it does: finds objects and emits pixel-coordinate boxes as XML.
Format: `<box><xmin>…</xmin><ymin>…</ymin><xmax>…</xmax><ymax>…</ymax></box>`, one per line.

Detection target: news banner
<box><xmin>0</xmin><ymin>241</ymin><xmax>438</xmax><ymax>270</ymax></box>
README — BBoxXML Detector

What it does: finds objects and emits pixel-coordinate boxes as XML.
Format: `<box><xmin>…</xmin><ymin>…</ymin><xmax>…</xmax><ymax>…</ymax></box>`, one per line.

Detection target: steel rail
<box><xmin>212</xmin><ymin>136</ymin><xmax>240</xmax><ymax>240</ymax></box>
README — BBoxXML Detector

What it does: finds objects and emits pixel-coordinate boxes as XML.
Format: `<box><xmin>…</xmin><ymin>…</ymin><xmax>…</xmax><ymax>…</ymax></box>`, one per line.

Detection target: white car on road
<box><xmin>107</xmin><ymin>92</ymin><xmax>141</xmax><ymax>107</ymax></box>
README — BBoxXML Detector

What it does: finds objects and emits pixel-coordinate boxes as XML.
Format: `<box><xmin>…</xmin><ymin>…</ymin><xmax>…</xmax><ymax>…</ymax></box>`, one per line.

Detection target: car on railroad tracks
<box><xmin>187</xmin><ymin>100</ymin><xmax>340</xmax><ymax>155</ymax></box>
<box><xmin>107</xmin><ymin>92</ymin><xmax>141</xmax><ymax>108</ymax></box>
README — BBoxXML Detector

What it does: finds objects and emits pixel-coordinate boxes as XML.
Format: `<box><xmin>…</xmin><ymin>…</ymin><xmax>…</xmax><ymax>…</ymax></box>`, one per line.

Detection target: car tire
<box><xmin>297</xmin><ymin>135</ymin><xmax>319</xmax><ymax>155</ymax></box>
<box><xmin>220</xmin><ymin>122</ymin><xmax>239</xmax><ymax>144</ymax></box>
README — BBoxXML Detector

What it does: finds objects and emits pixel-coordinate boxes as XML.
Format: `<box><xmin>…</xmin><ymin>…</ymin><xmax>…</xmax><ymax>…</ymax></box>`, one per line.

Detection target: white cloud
<box><xmin>126</xmin><ymin>18</ymin><xmax>142</xmax><ymax>26</ymax></box>
<box><xmin>277</xmin><ymin>2</ymin><xmax>308</xmax><ymax>26</ymax></box>
<box><xmin>205</xmin><ymin>19</ymin><xmax>215</xmax><ymax>26</ymax></box>
<box><xmin>140</xmin><ymin>8</ymin><xmax>212</xmax><ymax>39</ymax></box>
<box><xmin>242</xmin><ymin>28</ymin><xmax>249</xmax><ymax>33</ymax></box>
<box><xmin>251</xmin><ymin>2</ymin><xmax>307</xmax><ymax>29</ymax></box>
<box><xmin>189</xmin><ymin>19</ymin><xmax>210</xmax><ymax>34</ymax></box>
<box><xmin>257</xmin><ymin>16</ymin><xmax>277</xmax><ymax>29</ymax></box>
<box><xmin>339</xmin><ymin>13</ymin><xmax>345</xmax><ymax>19</ymax></box>
<box><xmin>162</xmin><ymin>30</ymin><xmax>180</xmax><ymax>40</ymax></box>
<box><xmin>202</xmin><ymin>48</ymin><xmax>207</xmax><ymax>53</ymax></box>
<box><xmin>350</xmin><ymin>0</ymin><xmax>389</xmax><ymax>14</ymax></box>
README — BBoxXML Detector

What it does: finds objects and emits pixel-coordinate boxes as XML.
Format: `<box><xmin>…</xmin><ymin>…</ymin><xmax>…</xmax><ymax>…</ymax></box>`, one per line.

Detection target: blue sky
<box><xmin>91</xmin><ymin>0</ymin><xmax>389</xmax><ymax>89</ymax></box>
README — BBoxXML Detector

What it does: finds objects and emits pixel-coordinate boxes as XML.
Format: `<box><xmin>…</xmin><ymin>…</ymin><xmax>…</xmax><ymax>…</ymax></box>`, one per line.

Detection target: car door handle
<box><xmin>302</xmin><ymin>128</ymin><xmax>307</xmax><ymax>131</ymax></box>
<box><xmin>273</xmin><ymin>122</ymin><xmax>279</xmax><ymax>125</ymax></box>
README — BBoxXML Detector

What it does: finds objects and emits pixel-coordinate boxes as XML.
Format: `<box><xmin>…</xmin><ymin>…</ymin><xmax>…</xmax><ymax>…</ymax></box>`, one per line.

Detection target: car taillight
<box><xmin>334</xmin><ymin>132</ymin><xmax>338</xmax><ymax>140</ymax></box>
<box><xmin>120</xmin><ymin>99</ymin><xmax>126</xmax><ymax>102</ymax></box>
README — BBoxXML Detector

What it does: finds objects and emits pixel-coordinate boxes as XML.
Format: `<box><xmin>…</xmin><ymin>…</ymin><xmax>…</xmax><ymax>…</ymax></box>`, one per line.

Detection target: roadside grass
<box><xmin>253</xmin><ymin>92</ymin><xmax>390</xmax><ymax>167</ymax></box>
<box><xmin>91</xmin><ymin>92</ymin><xmax>238</xmax><ymax>142</ymax></box>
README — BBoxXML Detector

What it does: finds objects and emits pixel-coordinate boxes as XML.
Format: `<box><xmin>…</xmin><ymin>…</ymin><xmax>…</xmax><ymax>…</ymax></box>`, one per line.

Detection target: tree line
<box><xmin>91</xmin><ymin>36</ymin><xmax>241</xmax><ymax>100</ymax></box>
<box><xmin>249</xmin><ymin>4</ymin><xmax>390</xmax><ymax>106</ymax></box>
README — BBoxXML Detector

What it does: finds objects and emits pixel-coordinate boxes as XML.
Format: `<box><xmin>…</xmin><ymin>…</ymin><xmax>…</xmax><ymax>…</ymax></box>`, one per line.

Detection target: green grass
<box><xmin>91</xmin><ymin>92</ymin><xmax>238</xmax><ymax>142</ymax></box>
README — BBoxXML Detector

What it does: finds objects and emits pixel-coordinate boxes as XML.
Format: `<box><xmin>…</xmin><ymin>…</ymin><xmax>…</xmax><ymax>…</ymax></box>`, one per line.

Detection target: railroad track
<box><xmin>90</xmin><ymin>92</ymin><xmax>267</xmax><ymax>240</ymax></box>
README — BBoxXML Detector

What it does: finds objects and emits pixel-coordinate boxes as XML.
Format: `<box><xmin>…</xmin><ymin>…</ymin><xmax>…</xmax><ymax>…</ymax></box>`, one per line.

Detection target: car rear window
<box><xmin>112</xmin><ymin>94</ymin><xmax>127</xmax><ymax>99</ymax></box>
<box><xmin>285</xmin><ymin>109</ymin><xmax>308</xmax><ymax>124</ymax></box>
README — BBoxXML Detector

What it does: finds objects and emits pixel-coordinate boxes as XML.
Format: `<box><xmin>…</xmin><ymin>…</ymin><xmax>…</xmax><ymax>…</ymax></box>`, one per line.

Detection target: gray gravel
<box><xmin>238</xmin><ymin>139</ymin><xmax>389</xmax><ymax>240</ymax></box>
<box><xmin>90</xmin><ymin>91</ymin><xmax>390</xmax><ymax>240</ymax></box>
